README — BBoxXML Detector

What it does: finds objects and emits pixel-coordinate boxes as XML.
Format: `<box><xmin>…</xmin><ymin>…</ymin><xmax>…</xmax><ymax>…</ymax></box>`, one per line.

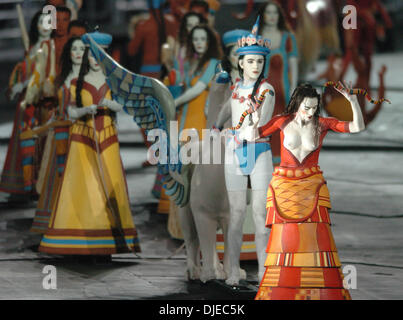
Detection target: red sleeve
<box><xmin>258</xmin><ymin>115</ymin><xmax>285</xmax><ymax>138</ymax></box>
<box><xmin>321</xmin><ymin>117</ymin><xmax>350</xmax><ymax>133</ymax></box>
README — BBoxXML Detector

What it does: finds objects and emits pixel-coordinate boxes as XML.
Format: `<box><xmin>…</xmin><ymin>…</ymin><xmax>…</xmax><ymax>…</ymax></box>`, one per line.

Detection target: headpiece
<box><xmin>81</xmin><ymin>30</ymin><xmax>112</xmax><ymax>48</ymax></box>
<box><xmin>235</xmin><ymin>17</ymin><xmax>271</xmax><ymax>56</ymax></box>
<box><xmin>222</xmin><ymin>29</ymin><xmax>249</xmax><ymax>47</ymax></box>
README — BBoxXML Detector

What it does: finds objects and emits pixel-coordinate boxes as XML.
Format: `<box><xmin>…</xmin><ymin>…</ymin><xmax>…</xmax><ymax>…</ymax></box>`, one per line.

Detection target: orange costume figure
<box><xmin>326</xmin><ymin>0</ymin><xmax>392</xmax><ymax>125</ymax></box>
<box><xmin>240</xmin><ymin>83</ymin><xmax>367</xmax><ymax>300</ymax></box>
<box><xmin>127</xmin><ymin>1</ymin><xmax>178</xmax><ymax>79</ymax></box>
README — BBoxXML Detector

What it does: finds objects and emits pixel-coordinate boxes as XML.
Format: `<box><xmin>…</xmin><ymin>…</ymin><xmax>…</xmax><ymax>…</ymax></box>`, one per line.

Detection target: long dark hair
<box><xmin>75</xmin><ymin>46</ymin><xmax>90</xmax><ymax>108</ymax></box>
<box><xmin>186</xmin><ymin>24</ymin><xmax>220</xmax><ymax>74</ymax></box>
<box><xmin>56</xmin><ymin>36</ymin><xmax>81</xmax><ymax>88</ymax></box>
<box><xmin>178</xmin><ymin>12</ymin><xmax>206</xmax><ymax>46</ymax></box>
<box><xmin>29</xmin><ymin>10</ymin><xmax>43</xmax><ymax>46</ymax></box>
<box><xmin>237</xmin><ymin>53</ymin><xmax>267</xmax><ymax>104</ymax></box>
<box><xmin>257</xmin><ymin>0</ymin><xmax>291</xmax><ymax>33</ymax></box>
<box><xmin>285</xmin><ymin>83</ymin><xmax>322</xmax><ymax>140</ymax></box>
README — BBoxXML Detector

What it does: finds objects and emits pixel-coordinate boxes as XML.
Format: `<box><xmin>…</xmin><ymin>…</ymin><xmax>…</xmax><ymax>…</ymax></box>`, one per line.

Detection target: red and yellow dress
<box><xmin>0</xmin><ymin>49</ymin><xmax>36</xmax><ymax>194</ymax></box>
<box><xmin>255</xmin><ymin>114</ymin><xmax>351</xmax><ymax>300</ymax></box>
<box><xmin>39</xmin><ymin>80</ymin><xmax>140</xmax><ymax>254</ymax></box>
<box><xmin>30</xmin><ymin>83</ymin><xmax>72</xmax><ymax>233</ymax></box>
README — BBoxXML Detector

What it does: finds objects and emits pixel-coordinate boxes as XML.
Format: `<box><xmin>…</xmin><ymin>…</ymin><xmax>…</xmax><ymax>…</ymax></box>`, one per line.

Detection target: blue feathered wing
<box><xmin>82</xmin><ymin>34</ymin><xmax>189</xmax><ymax>206</ymax></box>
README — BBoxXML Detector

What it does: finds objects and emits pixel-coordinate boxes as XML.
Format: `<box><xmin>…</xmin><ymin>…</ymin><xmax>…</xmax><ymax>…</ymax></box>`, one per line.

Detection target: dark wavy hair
<box><xmin>285</xmin><ymin>83</ymin><xmax>322</xmax><ymax>140</ymax></box>
<box><xmin>56</xmin><ymin>36</ymin><xmax>81</xmax><ymax>88</ymax></box>
<box><xmin>257</xmin><ymin>0</ymin><xmax>291</xmax><ymax>33</ymax></box>
<box><xmin>186</xmin><ymin>24</ymin><xmax>221</xmax><ymax>74</ymax></box>
<box><xmin>75</xmin><ymin>46</ymin><xmax>90</xmax><ymax>109</ymax></box>
<box><xmin>237</xmin><ymin>53</ymin><xmax>267</xmax><ymax>104</ymax></box>
<box><xmin>28</xmin><ymin>10</ymin><xmax>43</xmax><ymax>46</ymax></box>
<box><xmin>178</xmin><ymin>12</ymin><xmax>206</xmax><ymax>46</ymax></box>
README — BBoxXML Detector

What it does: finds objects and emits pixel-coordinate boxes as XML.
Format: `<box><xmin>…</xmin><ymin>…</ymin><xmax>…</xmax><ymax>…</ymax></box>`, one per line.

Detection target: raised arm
<box><xmin>333</xmin><ymin>81</ymin><xmax>365</xmax><ymax>133</ymax></box>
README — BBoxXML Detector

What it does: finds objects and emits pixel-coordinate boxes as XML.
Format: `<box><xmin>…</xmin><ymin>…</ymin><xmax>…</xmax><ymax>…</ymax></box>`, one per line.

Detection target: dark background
<box><xmin>0</xmin><ymin>0</ymin><xmax>402</xmax><ymax>124</ymax></box>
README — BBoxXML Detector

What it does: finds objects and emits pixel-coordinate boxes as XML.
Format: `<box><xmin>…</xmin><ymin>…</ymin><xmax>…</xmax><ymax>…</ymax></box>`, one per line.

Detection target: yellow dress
<box><xmin>39</xmin><ymin>80</ymin><xmax>140</xmax><ymax>254</ymax></box>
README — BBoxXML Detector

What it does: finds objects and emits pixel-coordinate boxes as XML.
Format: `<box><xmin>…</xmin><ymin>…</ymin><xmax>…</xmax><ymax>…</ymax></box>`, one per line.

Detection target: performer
<box><xmin>214</xmin><ymin>19</ymin><xmax>275</xmax><ymax>285</ymax></box>
<box><xmin>127</xmin><ymin>0</ymin><xmax>178</xmax><ymax>79</ymax></box>
<box><xmin>18</xmin><ymin>9</ymin><xmax>59</xmax><ymax>195</ymax></box>
<box><xmin>167</xmin><ymin>12</ymin><xmax>206</xmax><ymax>80</ymax></box>
<box><xmin>173</xmin><ymin>24</ymin><xmax>221</xmax><ymax>138</ymax></box>
<box><xmin>30</xmin><ymin>36</ymin><xmax>85</xmax><ymax>233</ymax></box>
<box><xmin>257</xmin><ymin>1</ymin><xmax>298</xmax><ymax>167</ymax></box>
<box><xmin>68</xmin><ymin>20</ymin><xmax>88</xmax><ymax>38</ymax></box>
<box><xmin>215</xmin><ymin>29</ymin><xmax>259</xmax><ymax>261</ymax></box>
<box><xmin>127</xmin><ymin>0</ymin><xmax>178</xmax><ymax>212</ymax></box>
<box><xmin>329</xmin><ymin>0</ymin><xmax>392</xmax><ymax>125</ymax></box>
<box><xmin>54</xmin><ymin>6</ymin><xmax>72</xmax><ymax>74</ymax></box>
<box><xmin>39</xmin><ymin>32</ymin><xmax>140</xmax><ymax>257</ymax></box>
<box><xmin>163</xmin><ymin>24</ymin><xmax>220</xmax><ymax>238</ymax></box>
<box><xmin>0</xmin><ymin>10</ymin><xmax>51</xmax><ymax>198</ymax></box>
<box><xmin>239</xmin><ymin>82</ymin><xmax>365</xmax><ymax>300</ymax></box>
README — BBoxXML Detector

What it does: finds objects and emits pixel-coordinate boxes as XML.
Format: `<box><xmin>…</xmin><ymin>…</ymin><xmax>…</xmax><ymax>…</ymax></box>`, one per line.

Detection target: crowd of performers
<box><xmin>0</xmin><ymin>0</ymin><xmax>392</xmax><ymax>300</ymax></box>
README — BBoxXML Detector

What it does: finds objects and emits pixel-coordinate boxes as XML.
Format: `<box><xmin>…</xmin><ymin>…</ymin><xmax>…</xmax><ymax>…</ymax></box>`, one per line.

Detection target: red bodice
<box><xmin>258</xmin><ymin>115</ymin><xmax>350</xmax><ymax>168</ymax></box>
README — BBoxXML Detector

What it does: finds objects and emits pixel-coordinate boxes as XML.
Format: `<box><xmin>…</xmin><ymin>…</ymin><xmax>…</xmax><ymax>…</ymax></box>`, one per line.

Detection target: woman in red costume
<box><xmin>257</xmin><ymin>1</ymin><xmax>298</xmax><ymax>167</ymax></box>
<box><xmin>240</xmin><ymin>82</ymin><xmax>365</xmax><ymax>300</ymax></box>
<box><xmin>0</xmin><ymin>10</ymin><xmax>52</xmax><ymax>199</ymax></box>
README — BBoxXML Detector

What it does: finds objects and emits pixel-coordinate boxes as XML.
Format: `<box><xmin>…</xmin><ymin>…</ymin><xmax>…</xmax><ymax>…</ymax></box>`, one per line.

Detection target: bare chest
<box><xmin>283</xmin><ymin>121</ymin><xmax>319</xmax><ymax>163</ymax></box>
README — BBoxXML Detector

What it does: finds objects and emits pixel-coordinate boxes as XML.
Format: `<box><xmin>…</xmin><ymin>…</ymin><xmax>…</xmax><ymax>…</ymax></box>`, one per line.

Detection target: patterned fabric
<box><xmin>38</xmin><ymin>83</ymin><xmax>140</xmax><ymax>254</ymax></box>
<box><xmin>256</xmin><ymin>171</ymin><xmax>350</xmax><ymax>300</ymax></box>
<box><xmin>85</xmin><ymin>34</ymin><xmax>189</xmax><ymax>207</ymax></box>
<box><xmin>267</xmin><ymin>167</ymin><xmax>330</xmax><ymax>222</ymax></box>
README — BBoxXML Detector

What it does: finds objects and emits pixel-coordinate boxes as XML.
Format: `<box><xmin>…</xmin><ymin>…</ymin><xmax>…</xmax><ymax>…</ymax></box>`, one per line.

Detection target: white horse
<box><xmin>176</xmin><ymin>80</ymin><xmax>247</xmax><ymax>283</ymax></box>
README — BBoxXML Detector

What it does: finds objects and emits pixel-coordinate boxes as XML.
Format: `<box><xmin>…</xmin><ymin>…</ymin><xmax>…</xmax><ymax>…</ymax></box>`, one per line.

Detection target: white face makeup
<box><xmin>264</xmin><ymin>4</ymin><xmax>280</xmax><ymax>27</ymax></box>
<box><xmin>297</xmin><ymin>97</ymin><xmax>318</xmax><ymax>122</ymax></box>
<box><xmin>37</xmin><ymin>14</ymin><xmax>52</xmax><ymax>38</ymax></box>
<box><xmin>186</xmin><ymin>15</ymin><xmax>200</xmax><ymax>33</ymax></box>
<box><xmin>88</xmin><ymin>51</ymin><xmax>101</xmax><ymax>71</ymax></box>
<box><xmin>70</xmin><ymin>39</ymin><xmax>85</xmax><ymax>65</ymax></box>
<box><xmin>239</xmin><ymin>54</ymin><xmax>265</xmax><ymax>82</ymax></box>
<box><xmin>192</xmin><ymin>28</ymin><xmax>208</xmax><ymax>55</ymax></box>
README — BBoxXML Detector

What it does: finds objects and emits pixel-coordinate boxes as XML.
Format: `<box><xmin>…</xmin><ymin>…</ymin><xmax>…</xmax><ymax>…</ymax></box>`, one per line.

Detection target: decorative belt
<box><xmin>273</xmin><ymin>165</ymin><xmax>322</xmax><ymax>179</ymax></box>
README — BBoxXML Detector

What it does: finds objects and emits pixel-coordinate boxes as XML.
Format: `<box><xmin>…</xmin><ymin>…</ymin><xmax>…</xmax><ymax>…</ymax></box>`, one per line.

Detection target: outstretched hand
<box><xmin>333</xmin><ymin>80</ymin><xmax>358</xmax><ymax>102</ymax></box>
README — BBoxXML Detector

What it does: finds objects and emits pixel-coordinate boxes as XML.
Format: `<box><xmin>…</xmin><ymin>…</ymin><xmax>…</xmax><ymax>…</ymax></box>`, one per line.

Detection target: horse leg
<box><xmin>193</xmin><ymin>210</ymin><xmax>219</xmax><ymax>283</ymax></box>
<box><xmin>178</xmin><ymin>204</ymin><xmax>200</xmax><ymax>280</ymax></box>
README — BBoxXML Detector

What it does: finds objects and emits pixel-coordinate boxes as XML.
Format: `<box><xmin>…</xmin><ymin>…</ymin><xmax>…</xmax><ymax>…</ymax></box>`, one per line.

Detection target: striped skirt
<box><xmin>255</xmin><ymin>166</ymin><xmax>351</xmax><ymax>300</ymax></box>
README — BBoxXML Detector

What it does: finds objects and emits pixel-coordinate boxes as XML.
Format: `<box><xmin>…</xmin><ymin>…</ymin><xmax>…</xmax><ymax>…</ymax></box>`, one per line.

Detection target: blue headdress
<box><xmin>235</xmin><ymin>17</ymin><xmax>271</xmax><ymax>56</ymax></box>
<box><xmin>222</xmin><ymin>29</ymin><xmax>249</xmax><ymax>47</ymax></box>
<box><xmin>82</xmin><ymin>31</ymin><xmax>112</xmax><ymax>48</ymax></box>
